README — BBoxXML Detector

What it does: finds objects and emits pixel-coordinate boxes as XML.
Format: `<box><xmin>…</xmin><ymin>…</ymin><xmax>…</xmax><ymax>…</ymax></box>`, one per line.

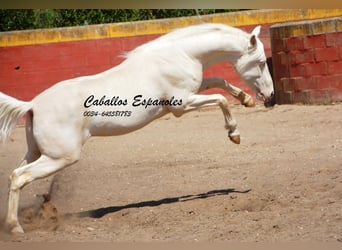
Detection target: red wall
<box><xmin>0</xmin><ymin>34</ymin><xmax>159</xmax><ymax>101</ymax></box>
<box><xmin>0</xmin><ymin>25</ymin><xmax>272</xmax><ymax>103</ymax></box>
<box><xmin>271</xmin><ymin>17</ymin><xmax>342</xmax><ymax>104</ymax></box>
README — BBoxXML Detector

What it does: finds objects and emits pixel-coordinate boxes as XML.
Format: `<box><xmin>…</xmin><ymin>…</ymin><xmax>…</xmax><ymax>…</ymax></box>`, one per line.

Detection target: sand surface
<box><xmin>0</xmin><ymin>103</ymin><xmax>341</xmax><ymax>242</ymax></box>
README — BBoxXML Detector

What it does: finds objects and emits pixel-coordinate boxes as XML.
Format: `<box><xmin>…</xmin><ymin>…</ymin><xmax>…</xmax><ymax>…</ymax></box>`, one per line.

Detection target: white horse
<box><xmin>0</xmin><ymin>23</ymin><xmax>273</xmax><ymax>233</ymax></box>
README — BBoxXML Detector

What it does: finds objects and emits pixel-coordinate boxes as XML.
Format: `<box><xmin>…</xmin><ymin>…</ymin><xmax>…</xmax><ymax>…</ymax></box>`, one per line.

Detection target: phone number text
<box><xmin>83</xmin><ymin>110</ymin><xmax>132</xmax><ymax>117</ymax></box>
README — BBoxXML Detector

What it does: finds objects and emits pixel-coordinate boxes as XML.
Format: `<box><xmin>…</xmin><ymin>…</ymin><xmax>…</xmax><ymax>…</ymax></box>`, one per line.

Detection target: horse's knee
<box><xmin>9</xmin><ymin>169</ymin><xmax>29</xmax><ymax>191</ymax></box>
<box><xmin>171</xmin><ymin>111</ymin><xmax>183</xmax><ymax>118</ymax></box>
<box><xmin>63</xmin><ymin>151</ymin><xmax>81</xmax><ymax>165</ymax></box>
<box><xmin>168</xmin><ymin>106</ymin><xmax>185</xmax><ymax>118</ymax></box>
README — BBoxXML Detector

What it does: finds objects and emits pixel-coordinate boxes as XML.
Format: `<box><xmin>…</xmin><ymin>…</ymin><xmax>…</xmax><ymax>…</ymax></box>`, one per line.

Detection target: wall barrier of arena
<box><xmin>1</xmin><ymin>9</ymin><xmax>342</xmax><ymax>106</ymax></box>
<box><xmin>271</xmin><ymin>16</ymin><xmax>342</xmax><ymax>104</ymax></box>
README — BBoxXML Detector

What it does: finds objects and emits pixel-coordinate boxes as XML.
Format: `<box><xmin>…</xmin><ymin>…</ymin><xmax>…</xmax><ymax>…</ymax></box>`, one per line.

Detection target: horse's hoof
<box><xmin>238</xmin><ymin>92</ymin><xmax>255</xmax><ymax>108</ymax></box>
<box><xmin>12</xmin><ymin>227</ymin><xmax>24</xmax><ymax>234</ymax></box>
<box><xmin>7</xmin><ymin>224</ymin><xmax>24</xmax><ymax>234</ymax></box>
<box><xmin>243</xmin><ymin>97</ymin><xmax>255</xmax><ymax>107</ymax></box>
<box><xmin>229</xmin><ymin>134</ymin><xmax>240</xmax><ymax>144</ymax></box>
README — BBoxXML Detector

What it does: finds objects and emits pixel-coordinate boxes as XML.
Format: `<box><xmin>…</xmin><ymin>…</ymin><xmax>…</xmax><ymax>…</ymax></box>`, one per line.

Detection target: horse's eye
<box><xmin>259</xmin><ymin>61</ymin><xmax>266</xmax><ymax>69</ymax></box>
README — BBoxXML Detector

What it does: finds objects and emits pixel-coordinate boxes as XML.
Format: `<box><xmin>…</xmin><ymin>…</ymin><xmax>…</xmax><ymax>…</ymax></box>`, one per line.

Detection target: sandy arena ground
<box><xmin>0</xmin><ymin>103</ymin><xmax>341</xmax><ymax>242</ymax></box>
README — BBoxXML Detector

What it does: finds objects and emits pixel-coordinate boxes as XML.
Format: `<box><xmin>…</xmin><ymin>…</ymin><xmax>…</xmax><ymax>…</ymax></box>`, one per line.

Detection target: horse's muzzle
<box><xmin>264</xmin><ymin>92</ymin><xmax>275</xmax><ymax>107</ymax></box>
<box><xmin>257</xmin><ymin>91</ymin><xmax>275</xmax><ymax>107</ymax></box>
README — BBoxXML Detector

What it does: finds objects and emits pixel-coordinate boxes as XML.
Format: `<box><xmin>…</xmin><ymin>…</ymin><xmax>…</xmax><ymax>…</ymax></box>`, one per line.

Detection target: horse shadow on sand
<box><xmin>68</xmin><ymin>188</ymin><xmax>251</xmax><ymax>219</ymax></box>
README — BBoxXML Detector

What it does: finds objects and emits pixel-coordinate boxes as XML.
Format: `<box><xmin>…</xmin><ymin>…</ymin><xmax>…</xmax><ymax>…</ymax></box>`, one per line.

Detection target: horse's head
<box><xmin>235</xmin><ymin>26</ymin><xmax>274</xmax><ymax>107</ymax></box>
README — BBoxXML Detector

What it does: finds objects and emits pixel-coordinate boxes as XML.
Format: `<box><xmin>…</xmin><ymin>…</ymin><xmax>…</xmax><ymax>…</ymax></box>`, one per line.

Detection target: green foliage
<box><xmin>32</xmin><ymin>9</ymin><xmax>58</xmax><ymax>28</ymax></box>
<box><xmin>0</xmin><ymin>10</ymin><xmax>34</xmax><ymax>31</ymax></box>
<box><xmin>0</xmin><ymin>9</ymin><xmax>240</xmax><ymax>32</ymax></box>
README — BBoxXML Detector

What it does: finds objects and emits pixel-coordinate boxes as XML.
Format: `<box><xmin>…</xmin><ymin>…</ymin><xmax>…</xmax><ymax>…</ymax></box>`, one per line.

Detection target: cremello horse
<box><xmin>0</xmin><ymin>23</ymin><xmax>274</xmax><ymax>233</ymax></box>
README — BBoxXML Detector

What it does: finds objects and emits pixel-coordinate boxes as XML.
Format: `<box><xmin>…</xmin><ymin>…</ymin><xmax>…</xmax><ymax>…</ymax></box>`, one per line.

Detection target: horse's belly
<box><xmin>87</xmin><ymin>107</ymin><xmax>168</xmax><ymax>136</ymax></box>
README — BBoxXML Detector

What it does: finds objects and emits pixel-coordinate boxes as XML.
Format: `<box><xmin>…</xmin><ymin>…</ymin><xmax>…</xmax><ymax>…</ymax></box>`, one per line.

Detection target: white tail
<box><xmin>0</xmin><ymin>92</ymin><xmax>32</xmax><ymax>143</ymax></box>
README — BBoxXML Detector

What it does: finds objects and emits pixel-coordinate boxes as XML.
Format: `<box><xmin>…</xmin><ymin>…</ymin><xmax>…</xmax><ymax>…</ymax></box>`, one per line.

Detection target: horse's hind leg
<box><xmin>200</xmin><ymin>78</ymin><xmax>255</xmax><ymax>107</ymax></box>
<box><xmin>5</xmin><ymin>153</ymin><xmax>79</xmax><ymax>233</ymax></box>
<box><xmin>21</xmin><ymin>111</ymin><xmax>41</xmax><ymax>166</ymax></box>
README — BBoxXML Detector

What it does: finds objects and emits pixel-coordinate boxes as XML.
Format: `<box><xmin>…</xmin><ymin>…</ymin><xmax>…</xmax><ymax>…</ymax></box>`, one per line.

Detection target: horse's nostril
<box><xmin>264</xmin><ymin>91</ymin><xmax>276</xmax><ymax>107</ymax></box>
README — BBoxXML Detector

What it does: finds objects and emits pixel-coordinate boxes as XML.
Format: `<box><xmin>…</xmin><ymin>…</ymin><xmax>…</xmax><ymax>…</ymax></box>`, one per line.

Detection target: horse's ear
<box><xmin>249</xmin><ymin>26</ymin><xmax>261</xmax><ymax>50</ymax></box>
<box><xmin>251</xmin><ymin>25</ymin><xmax>261</xmax><ymax>37</ymax></box>
<box><xmin>250</xmin><ymin>35</ymin><xmax>257</xmax><ymax>48</ymax></box>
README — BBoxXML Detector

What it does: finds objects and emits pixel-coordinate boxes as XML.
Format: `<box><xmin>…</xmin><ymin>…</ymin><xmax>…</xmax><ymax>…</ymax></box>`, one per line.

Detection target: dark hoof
<box><xmin>229</xmin><ymin>134</ymin><xmax>240</xmax><ymax>144</ymax></box>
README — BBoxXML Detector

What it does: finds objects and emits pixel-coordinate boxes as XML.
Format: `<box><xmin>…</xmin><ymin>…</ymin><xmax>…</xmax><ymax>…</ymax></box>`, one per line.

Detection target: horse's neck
<box><xmin>126</xmin><ymin>25</ymin><xmax>249</xmax><ymax>69</ymax></box>
<box><xmin>177</xmin><ymin>32</ymin><xmax>249</xmax><ymax>69</ymax></box>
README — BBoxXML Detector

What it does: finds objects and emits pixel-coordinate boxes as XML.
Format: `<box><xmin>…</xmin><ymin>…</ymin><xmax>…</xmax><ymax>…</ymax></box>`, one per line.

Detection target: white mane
<box><xmin>125</xmin><ymin>23</ymin><xmax>250</xmax><ymax>59</ymax></box>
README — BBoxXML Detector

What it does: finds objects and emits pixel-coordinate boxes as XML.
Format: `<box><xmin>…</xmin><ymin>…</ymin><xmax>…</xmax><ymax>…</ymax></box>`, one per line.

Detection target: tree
<box><xmin>0</xmin><ymin>9</ymin><xmax>240</xmax><ymax>32</ymax></box>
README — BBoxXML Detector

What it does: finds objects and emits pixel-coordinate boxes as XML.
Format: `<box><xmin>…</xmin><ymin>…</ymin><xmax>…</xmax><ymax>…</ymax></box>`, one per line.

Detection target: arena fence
<box><xmin>1</xmin><ymin>9</ymin><xmax>342</xmax><ymax>105</ymax></box>
<box><xmin>271</xmin><ymin>16</ymin><xmax>342</xmax><ymax>104</ymax></box>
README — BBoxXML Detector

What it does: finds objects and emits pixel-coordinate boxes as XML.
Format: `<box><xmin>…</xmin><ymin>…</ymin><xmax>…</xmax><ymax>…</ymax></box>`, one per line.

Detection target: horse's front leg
<box><xmin>172</xmin><ymin>94</ymin><xmax>240</xmax><ymax>144</ymax></box>
<box><xmin>200</xmin><ymin>78</ymin><xmax>255</xmax><ymax>107</ymax></box>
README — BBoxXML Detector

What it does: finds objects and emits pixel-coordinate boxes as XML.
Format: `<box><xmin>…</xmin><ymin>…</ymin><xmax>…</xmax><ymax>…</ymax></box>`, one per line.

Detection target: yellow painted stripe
<box><xmin>1</xmin><ymin>9</ymin><xmax>342</xmax><ymax>47</ymax></box>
